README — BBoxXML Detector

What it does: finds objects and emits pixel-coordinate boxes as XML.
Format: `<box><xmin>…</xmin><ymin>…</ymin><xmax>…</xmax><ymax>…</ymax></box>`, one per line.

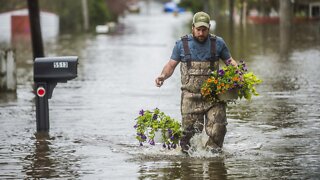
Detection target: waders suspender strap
<box><xmin>181</xmin><ymin>35</ymin><xmax>217</xmax><ymax>70</ymax></box>
<box><xmin>181</xmin><ymin>35</ymin><xmax>191</xmax><ymax>68</ymax></box>
<box><xmin>209</xmin><ymin>35</ymin><xmax>218</xmax><ymax>71</ymax></box>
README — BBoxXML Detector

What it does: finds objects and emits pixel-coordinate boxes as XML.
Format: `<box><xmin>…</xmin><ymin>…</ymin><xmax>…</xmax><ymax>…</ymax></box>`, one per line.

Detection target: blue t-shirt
<box><xmin>170</xmin><ymin>34</ymin><xmax>231</xmax><ymax>62</ymax></box>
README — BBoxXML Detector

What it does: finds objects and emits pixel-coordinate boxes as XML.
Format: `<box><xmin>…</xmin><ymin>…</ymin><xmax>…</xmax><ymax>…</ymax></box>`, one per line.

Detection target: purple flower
<box><xmin>140</xmin><ymin>142</ymin><xmax>143</xmax><ymax>146</ymax></box>
<box><xmin>171</xmin><ymin>144</ymin><xmax>177</xmax><ymax>149</ymax></box>
<box><xmin>168</xmin><ymin>128</ymin><xmax>172</xmax><ymax>135</ymax></box>
<box><xmin>226</xmin><ymin>59</ymin><xmax>232</xmax><ymax>65</ymax></box>
<box><xmin>218</xmin><ymin>69</ymin><xmax>225</xmax><ymax>76</ymax></box>
<box><xmin>162</xmin><ymin>143</ymin><xmax>166</xmax><ymax>148</ymax></box>
<box><xmin>139</xmin><ymin>109</ymin><xmax>144</xmax><ymax>116</ymax></box>
<box><xmin>149</xmin><ymin>139</ymin><xmax>155</xmax><ymax>145</ymax></box>
<box><xmin>240</xmin><ymin>60</ymin><xmax>244</xmax><ymax>64</ymax></box>
<box><xmin>133</xmin><ymin>124</ymin><xmax>138</xmax><ymax>129</ymax></box>
<box><xmin>152</xmin><ymin>114</ymin><xmax>158</xmax><ymax>120</ymax></box>
<box><xmin>242</xmin><ymin>66</ymin><xmax>248</xmax><ymax>71</ymax></box>
<box><xmin>235</xmin><ymin>70</ymin><xmax>240</xmax><ymax>74</ymax></box>
<box><xmin>170</xmin><ymin>136</ymin><xmax>175</xmax><ymax>141</ymax></box>
<box><xmin>141</xmin><ymin>134</ymin><xmax>147</xmax><ymax>140</ymax></box>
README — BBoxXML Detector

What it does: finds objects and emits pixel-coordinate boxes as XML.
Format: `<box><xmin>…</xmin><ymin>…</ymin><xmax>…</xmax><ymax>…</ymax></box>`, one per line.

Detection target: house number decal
<box><xmin>53</xmin><ymin>62</ymin><xmax>69</xmax><ymax>68</ymax></box>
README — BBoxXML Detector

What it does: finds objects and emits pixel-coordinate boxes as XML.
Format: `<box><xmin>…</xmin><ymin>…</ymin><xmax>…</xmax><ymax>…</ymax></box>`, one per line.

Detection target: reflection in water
<box><xmin>279</xmin><ymin>25</ymin><xmax>290</xmax><ymax>60</ymax></box>
<box><xmin>279</xmin><ymin>16</ymin><xmax>291</xmax><ymax>60</ymax></box>
<box><xmin>0</xmin><ymin>92</ymin><xmax>17</xmax><ymax>103</ymax></box>
<box><xmin>23</xmin><ymin>132</ymin><xmax>80</xmax><ymax>179</ymax></box>
<box><xmin>23</xmin><ymin>133</ymin><xmax>56</xmax><ymax>178</ymax></box>
<box><xmin>137</xmin><ymin>157</ymin><xmax>227</xmax><ymax>179</ymax></box>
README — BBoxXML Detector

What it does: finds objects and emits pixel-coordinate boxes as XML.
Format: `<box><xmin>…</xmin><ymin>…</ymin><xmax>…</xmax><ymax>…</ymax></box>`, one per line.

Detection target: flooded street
<box><xmin>1</xmin><ymin>2</ymin><xmax>320</xmax><ymax>179</ymax></box>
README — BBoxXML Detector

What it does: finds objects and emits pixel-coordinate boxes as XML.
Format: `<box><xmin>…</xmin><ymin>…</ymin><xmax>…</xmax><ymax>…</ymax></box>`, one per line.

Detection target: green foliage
<box><xmin>239</xmin><ymin>71</ymin><xmax>262</xmax><ymax>100</ymax></box>
<box><xmin>134</xmin><ymin>108</ymin><xmax>182</xmax><ymax>149</ymax></box>
<box><xmin>0</xmin><ymin>0</ymin><xmax>115</xmax><ymax>33</ymax></box>
<box><xmin>0</xmin><ymin>0</ymin><xmax>26</xmax><ymax>12</ymax></box>
<box><xmin>44</xmin><ymin>0</ymin><xmax>83</xmax><ymax>33</ymax></box>
<box><xmin>179</xmin><ymin>0</ymin><xmax>204</xmax><ymax>13</ymax></box>
<box><xmin>88</xmin><ymin>0</ymin><xmax>112</xmax><ymax>28</ymax></box>
<box><xmin>42</xmin><ymin>0</ymin><xmax>112</xmax><ymax>33</ymax></box>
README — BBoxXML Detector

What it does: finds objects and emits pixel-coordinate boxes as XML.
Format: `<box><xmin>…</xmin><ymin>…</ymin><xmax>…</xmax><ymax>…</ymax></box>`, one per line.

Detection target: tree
<box><xmin>179</xmin><ymin>0</ymin><xmax>204</xmax><ymax>13</ymax></box>
<box><xmin>89</xmin><ymin>0</ymin><xmax>112</xmax><ymax>26</ymax></box>
<box><xmin>0</xmin><ymin>0</ymin><xmax>116</xmax><ymax>33</ymax></box>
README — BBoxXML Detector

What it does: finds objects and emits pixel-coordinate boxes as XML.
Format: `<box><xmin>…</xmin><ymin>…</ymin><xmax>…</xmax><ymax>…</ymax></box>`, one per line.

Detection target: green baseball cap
<box><xmin>193</xmin><ymin>12</ymin><xmax>210</xmax><ymax>28</ymax></box>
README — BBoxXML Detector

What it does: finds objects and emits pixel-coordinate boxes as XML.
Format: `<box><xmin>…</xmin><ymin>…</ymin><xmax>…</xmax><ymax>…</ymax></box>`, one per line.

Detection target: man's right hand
<box><xmin>155</xmin><ymin>59</ymin><xmax>179</xmax><ymax>87</ymax></box>
<box><xmin>155</xmin><ymin>74</ymin><xmax>165</xmax><ymax>87</ymax></box>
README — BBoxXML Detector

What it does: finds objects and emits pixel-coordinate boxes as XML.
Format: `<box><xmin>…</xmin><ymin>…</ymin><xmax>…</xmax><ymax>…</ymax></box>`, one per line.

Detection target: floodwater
<box><xmin>1</xmin><ymin>2</ymin><xmax>320</xmax><ymax>179</ymax></box>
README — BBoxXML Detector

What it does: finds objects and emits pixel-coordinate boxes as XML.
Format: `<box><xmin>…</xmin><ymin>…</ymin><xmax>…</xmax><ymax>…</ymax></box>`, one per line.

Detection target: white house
<box><xmin>0</xmin><ymin>8</ymin><xmax>59</xmax><ymax>43</ymax></box>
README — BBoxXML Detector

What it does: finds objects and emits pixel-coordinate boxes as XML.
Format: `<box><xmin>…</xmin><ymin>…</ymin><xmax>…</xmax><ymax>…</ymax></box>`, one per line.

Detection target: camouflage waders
<box><xmin>179</xmin><ymin>35</ymin><xmax>227</xmax><ymax>152</ymax></box>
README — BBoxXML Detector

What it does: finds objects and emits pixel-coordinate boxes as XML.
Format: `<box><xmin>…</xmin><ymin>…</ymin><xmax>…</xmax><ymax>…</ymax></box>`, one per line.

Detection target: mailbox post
<box><xmin>34</xmin><ymin>56</ymin><xmax>78</xmax><ymax>132</ymax></box>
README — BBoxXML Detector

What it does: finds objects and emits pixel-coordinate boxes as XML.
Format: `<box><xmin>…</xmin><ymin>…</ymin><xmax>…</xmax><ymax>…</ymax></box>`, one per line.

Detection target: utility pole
<box><xmin>27</xmin><ymin>0</ymin><xmax>44</xmax><ymax>59</ymax></box>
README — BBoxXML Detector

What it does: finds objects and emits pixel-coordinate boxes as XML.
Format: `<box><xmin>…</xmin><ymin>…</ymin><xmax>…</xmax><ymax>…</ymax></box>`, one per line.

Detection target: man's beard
<box><xmin>192</xmin><ymin>32</ymin><xmax>208</xmax><ymax>43</ymax></box>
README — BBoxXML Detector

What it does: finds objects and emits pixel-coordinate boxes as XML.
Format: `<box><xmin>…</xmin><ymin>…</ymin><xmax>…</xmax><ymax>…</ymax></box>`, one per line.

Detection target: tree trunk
<box><xmin>240</xmin><ymin>0</ymin><xmax>247</xmax><ymax>25</ymax></box>
<box><xmin>208</xmin><ymin>0</ymin><xmax>224</xmax><ymax>20</ymax></box>
<box><xmin>203</xmin><ymin>0</ymin><xmax>209</xmax><ymax>13</ymax></box>
<box><xmin>82</xmin><ymin>0</ymin><xmax>89</xmax><ymax>31</ymax></box>
<box><xmin>229</xmin><ymin>0</ymin><xmax>234</xmax><ymax>23</ymax></box>
<box><xmin>279</xmin><ymin>0</ymin><xmax>292</xmax><ymax>59</ymax></box>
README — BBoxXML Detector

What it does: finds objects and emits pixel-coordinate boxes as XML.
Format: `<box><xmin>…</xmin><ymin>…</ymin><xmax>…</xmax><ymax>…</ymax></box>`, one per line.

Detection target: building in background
<box><xmin>0</xmin><ymin>8</ymin><xmax>59</xmax><ymax>43</ymax></box>
<box><xmin>247</xmin><ymin>0</ymin><xmax>320</xmax><ymax>24</ymax></box>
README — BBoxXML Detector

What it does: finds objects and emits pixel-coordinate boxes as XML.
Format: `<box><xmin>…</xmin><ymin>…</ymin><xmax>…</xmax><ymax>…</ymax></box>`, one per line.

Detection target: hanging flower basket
<box><xmin>201</xmin><ymin>60</ymin><xmax>262</xmax><ymax>102</ymax></box>
<box><xmin>134</xmin><ymin>108</ymin><xmax>182</xmax><ymax>149</ymax></box>
<box><xmin>217</xmin><ymin>88</ymin><xmax>239</xmax><ymax>101</ymax></box>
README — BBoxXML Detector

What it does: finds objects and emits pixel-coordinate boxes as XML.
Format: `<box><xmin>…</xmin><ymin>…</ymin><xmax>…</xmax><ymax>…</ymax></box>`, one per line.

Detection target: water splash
<box><xmin>186</xmin><ymin>131</ymin><xmax>221</xmax><ymax>158</ymax></box>
<box><xmin>127</xmin><ymin>130</ymin><xmax>222</xmax><ymax>159</ymax></box>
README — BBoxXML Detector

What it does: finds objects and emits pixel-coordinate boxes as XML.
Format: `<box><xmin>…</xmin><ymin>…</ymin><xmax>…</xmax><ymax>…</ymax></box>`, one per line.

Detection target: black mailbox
<box><xmin>34</xmin><ymin>56</ymin><xmax>78</xmax><ymax>82</ymax></box>
<box><xmin>33</xmin><ymin>56</ymin><xmax>79</xmax><ymax>132</ymax></box>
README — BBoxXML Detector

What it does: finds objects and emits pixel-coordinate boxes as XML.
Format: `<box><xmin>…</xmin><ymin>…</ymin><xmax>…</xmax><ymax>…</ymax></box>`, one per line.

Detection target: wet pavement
<box><xmin>1</xmin><ymin>1</ymin><xmax>320</xmax><ymax>179</ymax></box>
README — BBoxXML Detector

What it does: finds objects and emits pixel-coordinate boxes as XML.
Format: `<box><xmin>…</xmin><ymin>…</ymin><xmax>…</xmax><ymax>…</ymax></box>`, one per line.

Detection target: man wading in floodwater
<box><xmin>155</xmin><ymin>12</ymin><xmax>238</xmax><ymax>154</ymax></box>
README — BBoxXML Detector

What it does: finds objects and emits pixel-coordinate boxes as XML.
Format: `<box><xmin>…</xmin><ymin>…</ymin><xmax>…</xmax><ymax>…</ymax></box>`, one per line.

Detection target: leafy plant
<box><xmin>201</xmin><ymin>60</ymin><xmax>262</xmax><ymax>101</ymax></box>
<box><xmin>134</xmin><ymin>108</ymin><xmax>182</xmax><ymax>149</ymax></box>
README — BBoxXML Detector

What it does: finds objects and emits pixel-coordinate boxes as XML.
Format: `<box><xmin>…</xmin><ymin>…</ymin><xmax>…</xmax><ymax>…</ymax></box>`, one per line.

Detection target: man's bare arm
<box><xmin>155</xmin><ymin>59</ymin><xmax>180</xmax><ymax>87</ymax></box>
